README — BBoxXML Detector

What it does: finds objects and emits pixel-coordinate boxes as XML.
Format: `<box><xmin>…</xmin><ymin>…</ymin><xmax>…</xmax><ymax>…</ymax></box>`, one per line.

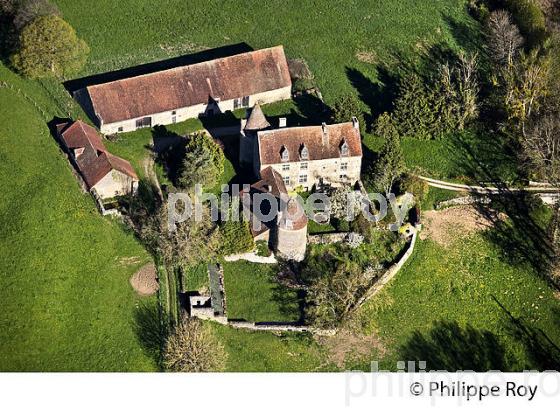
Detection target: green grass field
<box><xmin>222</xmin><ymin>261</ymin><xmax>302</xmax><ymax>323</ymax></box>
<box><xmin>0</xmin><ymin>84</ymin><xmax>158</xmax><ymax>371</ymax></box>
<box><xmin>55</xmin><ymin>0</ymin><xmax>475</xmax><ymax>105</ymax></box>
<box><xmin>2</xmin><ymin>0</ymin><xmax>559</xmax><ymax>372</ymax></box>
<box><xmin>360</xmin><ymin>232</ymin><xmax>560</xmax><ymax>371</ymax></box>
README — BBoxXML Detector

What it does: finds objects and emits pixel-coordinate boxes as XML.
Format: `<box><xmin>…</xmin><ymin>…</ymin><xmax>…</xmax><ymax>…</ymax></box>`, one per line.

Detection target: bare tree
<box><xmin>306</xmin><ymin>260</ymin><xmax>371</xmax><ymax>328</ymax></box>
<box><xmin>521</xmin><ymin>115</ymin><xmax>560</xmax><ymax>265</ymax></box>
<box><xmin>164</xmin><ymin>316</ymin><xmax>227</xmax><ymax>372</ymax></box>
<box><xmin>486</xmin><ymin>10</ymin><xmax>524</xmax><ymax>67</ymax></box>
<box><xmin>504</xmin><ymin>50</ymin><xmax>550</xmax><ymax>132</ymax></box>
<box><xmin>13</xmin><ymin>0</ymin><xmax>60</xmax><ymax>31</ymax></box>
<box><xmin>456</xmin><ymin>52</ymin><xmax>479</xmax><ymax>129</ymax></box>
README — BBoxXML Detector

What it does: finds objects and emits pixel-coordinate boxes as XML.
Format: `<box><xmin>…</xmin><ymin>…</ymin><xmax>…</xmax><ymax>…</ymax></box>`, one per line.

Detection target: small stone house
<box><xmin>75</xmin><ymin>46</ymin><xmax>292</xmax><ymax>134</ymax></box>
<box><xmin>57</xmin><ymin>120</ymin><xmax>139</xmax><ymax>199</ymax></box>
<box><xmin>240</xmin><ymin>105</ymin><xmax>363</xmax><ymax>191</ymax></box>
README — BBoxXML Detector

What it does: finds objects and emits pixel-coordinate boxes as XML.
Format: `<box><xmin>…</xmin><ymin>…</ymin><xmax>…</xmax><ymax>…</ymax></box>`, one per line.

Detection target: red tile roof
<box><xmin>257</xmin><ymin>122</ymin><xmax>362</xmax><ymax>166</ymax></box>
<box><xmin>86</xmin><ymin>46</ymin><xmax>292</xmax><ymax>124</ymax></box>
<box><xmin>250</xmin><ymin>167</ymin><xmax>307</xmax><ymax>231</ymax></box>
<box><xmin>59</xmin><ymin>120</ymin><xmax>107</xmax><ymax>154</ymax></box>
<box><xmin>58</xmin><ymin>120</ymin><xmax>138</xmax><ymax>188</ymax></box>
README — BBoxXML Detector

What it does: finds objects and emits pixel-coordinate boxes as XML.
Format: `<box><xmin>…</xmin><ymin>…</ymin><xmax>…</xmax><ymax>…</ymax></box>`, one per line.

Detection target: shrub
<box><xmin>399</xmin><ymin>174</ymin><xmax>430</xmax><ymax>204</ymax></box>
<box><xmin>255</xmin><ymin>240</ymin><xmax>271</xmax><ymax>257</ymax></box>
<box><xmin>218</xmin><ymin>220</ymin><xmax>254</xmax><ymax>255</ymax></box>
<box><xmin>10</xmin><ymin>14</ymin><xmax>89</xmax><ymax>78</ymax></box>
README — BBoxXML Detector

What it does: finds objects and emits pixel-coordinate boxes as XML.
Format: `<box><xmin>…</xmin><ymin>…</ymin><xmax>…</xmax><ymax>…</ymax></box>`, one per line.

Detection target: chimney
<box><xmin>352</xmin><ymin>116</ymin><xmax>359</xmax><ymax>130</ymax></box>
<box><xmin>321</xmin><ymin>122</ymin><xmax>329</xmax><ymax>146</ymax></box>
<box><xmin>278</xmin><ymin>117</ymin><xmax>287</xmax><ymax>128</ymax></box>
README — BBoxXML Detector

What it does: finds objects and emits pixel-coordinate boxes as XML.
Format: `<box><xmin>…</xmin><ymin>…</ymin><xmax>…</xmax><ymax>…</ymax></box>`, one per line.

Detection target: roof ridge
<box><xmin>87</xmin><ymin>45</ymin><xmax>286</xmax><ymax>90</ymax></box>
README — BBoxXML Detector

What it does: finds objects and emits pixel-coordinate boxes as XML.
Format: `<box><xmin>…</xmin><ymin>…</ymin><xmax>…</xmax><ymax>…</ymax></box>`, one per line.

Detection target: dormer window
<box><xmin>340</xmin><ymin>139</ymin><xmax>349</xmax><ymax>157</ymax></box>
<box><xmin>280</xmin><ymin>146</ymin><xmax>290</xmax><ymax>162</ymax></box>
<box><xmin>300</xmin><ymin>144</ymin><xmax>309</xmax><ymax>160</ymax></box>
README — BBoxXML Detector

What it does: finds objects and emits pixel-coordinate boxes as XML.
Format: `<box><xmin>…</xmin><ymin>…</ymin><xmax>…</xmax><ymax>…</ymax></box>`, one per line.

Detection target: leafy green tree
<box><xmin>370</xmin><ymin>113</ymin><xmax>405</xmax><ymax>195</ymax></box>
<box><xmin>393</xmin><ymin>73</ymin><xmax>436</xmax><ymax>140</ymax></box>
<box><xmin>330</xmin><ymin>94</ymin><xmax>363</xmax><ymax>127</ymax></box>
<box><xmin>178</xmin><ymin>132</ymin><xmax>225</xmax><ymax>190</ymax></box>
<box><xmin>10</xmin><ymin>14</ymin><xmax>89</xmax><ymax>78</ymax></box>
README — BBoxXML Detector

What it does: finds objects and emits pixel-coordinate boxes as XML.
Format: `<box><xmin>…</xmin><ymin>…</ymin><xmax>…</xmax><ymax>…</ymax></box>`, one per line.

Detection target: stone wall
<box><xmin>307</xmin><ymin>232</ymin><xmax>349</xmax><ymax>245</ymax></box>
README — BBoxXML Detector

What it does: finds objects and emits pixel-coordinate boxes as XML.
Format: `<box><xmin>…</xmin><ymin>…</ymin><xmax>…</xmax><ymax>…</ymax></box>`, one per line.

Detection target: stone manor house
<box><xmin>69</xmin><ymin>45</ymin><xmax>364</xmax><ymax>260</ymax></box>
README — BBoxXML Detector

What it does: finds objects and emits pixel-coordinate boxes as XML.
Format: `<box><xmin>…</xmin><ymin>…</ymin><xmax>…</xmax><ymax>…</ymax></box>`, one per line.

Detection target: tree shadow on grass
<box><xmin>444</xmin><ymin>130</ymin><xmax>557</xmax><ymax>287</ymax></box>
<box><xmin>269</xmin><ymin>282</ymin><xmax>306</xmax><ymax>325</ymax></box>
<box><xmin>399</xmin><ymin>320</ymin><xmax>512</xmax><ymax>371</ymax></box>
<box><xmin>133</xmin><ymin>300</ymin><xmax>168</xmax><ymax>371</ymax></box>
<box><xmin>493</xmin><ymin>296</ymin><xmax>560</xmax><ymax>371</ymax></box>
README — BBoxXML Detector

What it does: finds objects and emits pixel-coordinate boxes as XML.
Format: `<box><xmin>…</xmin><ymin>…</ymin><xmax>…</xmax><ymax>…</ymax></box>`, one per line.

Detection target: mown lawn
<box><xmin>222</xmin><ymin>261</ymin><xmax>302</xmax><ymax>323</ymax></box>
<box><xmin>0</xmin><ymin>85</ymin><xmax>158</xmax><ymax>371</ymax></box>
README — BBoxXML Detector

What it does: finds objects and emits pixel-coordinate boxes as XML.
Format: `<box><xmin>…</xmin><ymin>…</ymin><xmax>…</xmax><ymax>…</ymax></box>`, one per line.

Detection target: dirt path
<box><xmin>142</xmin><ymin>155</ymin><xmax>163</xmax><ymax>201</ymax></box>
<box><xmin>421</xmin><ymin>205</ymin><xmax>505</xmax><ymax>247</ymax></box>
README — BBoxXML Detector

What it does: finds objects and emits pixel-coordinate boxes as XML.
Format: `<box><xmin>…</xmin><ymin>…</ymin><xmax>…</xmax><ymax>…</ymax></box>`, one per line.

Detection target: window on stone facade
<box><xmin>339</xmin><ymin>174</ymin><xmax>347</xmax><ymax>179</ymax></box>
<box><xmin>280</xmin><ymin>146</ymin><xmax>289</xmax><ymax>162</ymax></box>
<box><xmin>135</xmin><ymin>117</ymin><xmax>152</xmax><ymax>129</ymax></box>
<box><xmin>117</xmin><ymin>126</ymin><xmax>123</xmax><ymax>132</ymax></box>
<box><xmin>341</xmin><ymin>162</ymin><xmax>348</xmax><ymax>171</ymax></box>
<box><xmin>233</xmin><ymin>98</ymin><xmax>241</xmax><ymax>109</ymax></box>
<box><xmin>282</xmin><ymin>163</ymin><xmax>290</xmax><ymax>171</ymax></box>
<box><xmin>242</xmin><ymin>96</ymin><xmax>250</xmax><ymax>107</ymax></box>
<box><xmin>340</xmin><ymin>139</ymin><xmax>349</xmax><ymax>156</ymax></box>
<box><xmin>300</xmin><ymin>162</ymin><xmax>308</xmax><ymax>170</ymax></box>
<box><xmin>299</xmin><ymin>174</ymin><xmax>308</xmax><ymax>184</ymax></box>
<box><xmin>283</xmin><ymin>176</ymin><xmax>291</xmax><ymax>186</ymax></box>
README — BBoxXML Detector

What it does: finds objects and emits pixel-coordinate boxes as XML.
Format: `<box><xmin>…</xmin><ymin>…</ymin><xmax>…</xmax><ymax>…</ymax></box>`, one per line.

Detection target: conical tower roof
<box><xmin>244</xmin><ymin>103</ymin><xmax>271</xmax><ymax>131</ymax></box>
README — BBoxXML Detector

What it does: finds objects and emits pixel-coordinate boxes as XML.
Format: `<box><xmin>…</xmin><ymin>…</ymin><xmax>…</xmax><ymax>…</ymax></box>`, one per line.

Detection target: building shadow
<box><xmin>293</xmin><ymin>92</ymin><xmax>331</xmax><ymax>124</ymax></box>
<box><xmin>133</xmin><ymin>300</ymin><xmax>168</xmax><ymax>371</ymax></box>
<box><xmin>63</xmin><ymin>42</ymin><xmax>254</xmax><ymax>93</ymax></box>
<box><xmin>399</xmin><ymin>320</ymin><xmax>512</xmax><ymax>371</ymax></box>
<box><xmin>151</xmin><ymin>125</ymin><xmax>186</xmax><ymax>186</ymax></box>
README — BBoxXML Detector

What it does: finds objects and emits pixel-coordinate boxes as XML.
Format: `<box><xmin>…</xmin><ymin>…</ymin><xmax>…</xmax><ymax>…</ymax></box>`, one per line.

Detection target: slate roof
<box><xmin>257</xmin><ymin>122</ymin><xmax>362</xmax><ymax>166</ymax></box>
<box><xmin>86</xmin><ymin>46</ymin><xmax>291</xmax><ymax>124</ymax></box>
<box><xmin>58</xmin><ymin>120</ymin><xmax>138</xmax><ymax>189</ymax></box>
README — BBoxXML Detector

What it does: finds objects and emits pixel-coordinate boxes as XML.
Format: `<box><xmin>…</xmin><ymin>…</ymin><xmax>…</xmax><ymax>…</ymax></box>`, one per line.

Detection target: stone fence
<box><xmin>224</xmin><ymin>251</ymin><xmax>277</xmax><ymax>264</ymax></box>
<box><xmin>355</xmin><ymin>230</ymin><xmax>418</xmax><ymax>309</ymax></box>
<box><xmin>436</xmin><ymin>196</ymin><xmax>490</xmax><ymax>209</ymax></box>
<box><xmin>307</xmin><ymin>232</ymin><xmax>349</xmax><ymax>245</ymax></box>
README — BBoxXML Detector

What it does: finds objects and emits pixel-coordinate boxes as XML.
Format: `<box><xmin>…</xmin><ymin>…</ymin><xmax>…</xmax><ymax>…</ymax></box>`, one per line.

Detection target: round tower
<box><xmin>273</xmin><ymin>197</ymin><xmax>308</xmax><ymax>261</ymax></box>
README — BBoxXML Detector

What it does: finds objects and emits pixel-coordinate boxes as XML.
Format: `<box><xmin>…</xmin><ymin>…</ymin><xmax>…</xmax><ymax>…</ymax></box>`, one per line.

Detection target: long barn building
<box><xmin>75</xmin><ymin>46</ymin><xmax>292</xmax><ymax>134</ymax></box>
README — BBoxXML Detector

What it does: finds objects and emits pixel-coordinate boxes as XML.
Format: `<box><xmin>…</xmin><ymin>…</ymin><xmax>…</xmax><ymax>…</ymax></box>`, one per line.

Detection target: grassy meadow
<box><xmin>0</xmin><ymin>80</ymin><xmax>158</xmax><ymax>371</ymax></box>
<box><xmin>1</xmin><ymin>0</ymin><xmax>559</xmax><ymax>372</ymax></box>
